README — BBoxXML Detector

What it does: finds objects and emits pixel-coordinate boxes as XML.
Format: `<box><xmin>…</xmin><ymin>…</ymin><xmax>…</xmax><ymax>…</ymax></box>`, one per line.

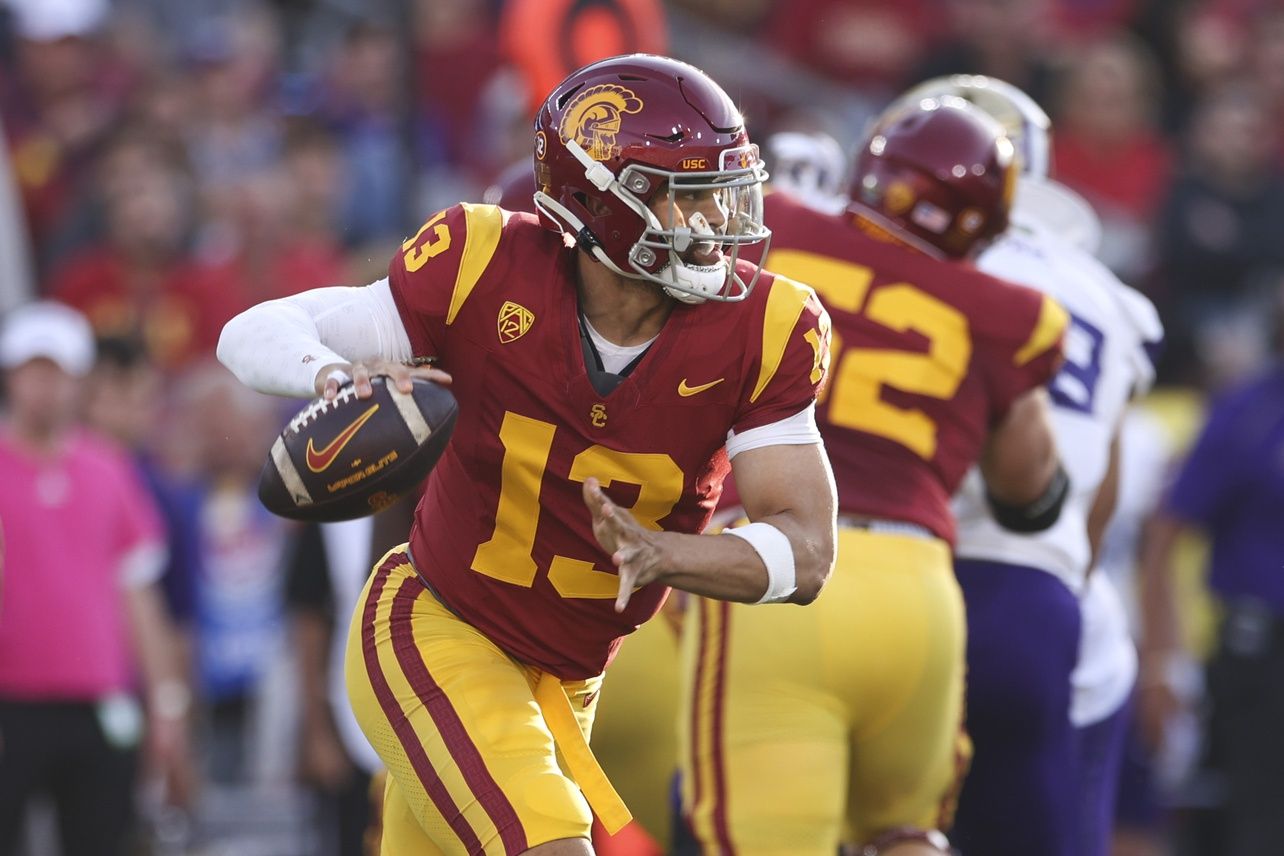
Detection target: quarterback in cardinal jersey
<box><xmin>220</xmin><ymin>54</ymin><xmax>835</xmax><ymax>856</ymax></box>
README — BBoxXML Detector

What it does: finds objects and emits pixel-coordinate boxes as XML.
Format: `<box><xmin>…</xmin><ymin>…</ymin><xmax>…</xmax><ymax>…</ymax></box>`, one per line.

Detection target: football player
<box><xmin>762</xmin><ymin>129</ymin><xmax>848</xmax><ymax>215</ymax></box>
<box><xmin>218</xmin><ymin>54</ymin><xmax>837</xmax><ymax>856</ymax></box>
<box><xmin>893</xmin><ymin>76</ymin><xmax>1163</xmax><ymax>856</ymax></box>
<box><xmin>678</xmin><ymin>97</ymin><xmax>1068</xmax><ymax>856</ymax></box>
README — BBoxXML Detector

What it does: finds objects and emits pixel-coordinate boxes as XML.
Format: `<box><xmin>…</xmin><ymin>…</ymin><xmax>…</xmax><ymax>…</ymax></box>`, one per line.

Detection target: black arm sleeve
<box><xmin>986</xmin><ymin>464</ymin><xmax>1070</xmax><ymax>534</ymax></box>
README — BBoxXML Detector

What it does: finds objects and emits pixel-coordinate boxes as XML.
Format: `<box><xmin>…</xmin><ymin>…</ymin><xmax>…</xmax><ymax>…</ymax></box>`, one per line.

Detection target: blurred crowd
<box><xmin>0</xmin><ymin>0</ymin><xmax>1282</xmax><ymax>855</ymax></box>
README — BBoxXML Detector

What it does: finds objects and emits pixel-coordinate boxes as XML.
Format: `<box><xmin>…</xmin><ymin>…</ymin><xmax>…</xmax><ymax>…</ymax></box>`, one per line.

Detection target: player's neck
<box><xmin>4</xmin><ymin>416</ymin><xmax>72</xmax><ymax>457</ymax></box>
<box><xmin>575</xmin><ymin>252</ymin><xmax>674</xmax><ymax>346</ymax></box>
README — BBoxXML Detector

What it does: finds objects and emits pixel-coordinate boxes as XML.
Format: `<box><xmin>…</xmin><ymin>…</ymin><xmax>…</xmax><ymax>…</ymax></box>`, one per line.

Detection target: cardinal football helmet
<box><xmin>849</xmin><ymin>96</ymin><xmax>1017</xmax><ymax>259</ymax></box>
<box><xmin>888</xmin><ymin>74</ymin><xmax>1051</xmax><ymax>179</ymax></box>
<box><xmin>533</xmin><ymin>54</ymin><xmax>770</xmax><ymax>303</ymax></box>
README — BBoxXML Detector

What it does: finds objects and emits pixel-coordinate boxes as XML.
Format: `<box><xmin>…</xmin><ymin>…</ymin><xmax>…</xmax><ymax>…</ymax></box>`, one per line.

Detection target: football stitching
<box><xmin>289</xmin><ymin>384</ymin><xmax>360</xmax><ymax>434</ymax></box>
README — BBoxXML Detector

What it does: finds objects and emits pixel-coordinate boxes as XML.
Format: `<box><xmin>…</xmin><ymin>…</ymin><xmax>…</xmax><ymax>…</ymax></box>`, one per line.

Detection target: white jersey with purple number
<box><xmin>952</xmin><ymin>178</ymin><xmax>1162</xmax><ymax>595</ymax></box>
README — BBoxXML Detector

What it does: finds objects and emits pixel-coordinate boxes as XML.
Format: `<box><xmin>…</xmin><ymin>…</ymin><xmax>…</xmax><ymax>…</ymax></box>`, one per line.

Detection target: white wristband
<box><xmin>723</xmin><ymin>522</ymin><xmax>796</xmax><ymax>604</ymax></box>
<box><xmin>325</xmin><ymin>367</ymin><xmax>353</xmax><ymax>387</ymax></box>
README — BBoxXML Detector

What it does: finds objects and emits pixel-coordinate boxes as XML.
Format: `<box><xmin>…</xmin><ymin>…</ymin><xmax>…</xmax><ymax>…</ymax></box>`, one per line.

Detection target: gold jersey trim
<box><xmin>1014</xmin><ymin>293</ymin><xmax>1070</xmax><ymax>367</ymax></box>
<box><xmin>752</xmin><ymin>275</ymin><xmax>815</xmax><ymax>403</ymax></box>
<box><xmin>446</xmin><ymin>203</ymin><xmax>506</xmax><ymax>326</ymax></box>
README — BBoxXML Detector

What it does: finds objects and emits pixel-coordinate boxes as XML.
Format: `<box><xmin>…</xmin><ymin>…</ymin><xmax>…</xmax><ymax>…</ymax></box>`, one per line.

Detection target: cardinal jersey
<box><xmin>388</xmin><ymin>203</ymin><xmax>828</xmax><ymax>680</ymax></box>
<box><xmin>953</xmin><ymin>220</ymin><xmax>1163</xmax><ymax>592</ymax></box>
<box><xmin>761</xmin><ymin>192</ymin><xmax>1065</xmax><ymax>544</ymax></box>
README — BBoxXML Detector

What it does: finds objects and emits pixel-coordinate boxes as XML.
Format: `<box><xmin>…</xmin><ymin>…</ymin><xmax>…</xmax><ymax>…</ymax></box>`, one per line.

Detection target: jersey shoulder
<box><xmin>720</xmin><ymin>262</ymin><xmax>831</xmax><ymax>428</ymax></box>
<box><xmin>388</xmin><ymin>204</ymin><xmax>555</xmax><ymax>355</ymax></box>
<box><xmin>956</xmin><ymin>263</ymin><xmax>1068</xmax><ymax>371</ymax></box>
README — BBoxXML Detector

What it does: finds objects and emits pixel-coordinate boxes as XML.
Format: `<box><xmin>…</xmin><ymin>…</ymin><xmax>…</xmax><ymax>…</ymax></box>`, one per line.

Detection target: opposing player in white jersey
<box><xmin>886</xmin><ymin>76</ymin><xmax>1163</xmax><ymax>856</ymax></box>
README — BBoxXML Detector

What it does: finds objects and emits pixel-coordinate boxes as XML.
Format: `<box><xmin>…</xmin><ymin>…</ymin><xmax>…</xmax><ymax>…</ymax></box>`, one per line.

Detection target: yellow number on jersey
<box><xmin>471</xmin><ymin>412</ymin><xmax>685</xmax><ymax>598</ymax></box>
<box><xmin>766</xmin><ymin>250</ymin><xmax>972</xmax><ymax>460</ymax></box>
<box><xmin>401</xmin><ymin>210</ymin><xmax>452</xmax><ymax>272</ymax></box>
<box><xmin>830</xmin><ymin>284</ymin><xmax>970</xmax><ymax>459</ymax></box>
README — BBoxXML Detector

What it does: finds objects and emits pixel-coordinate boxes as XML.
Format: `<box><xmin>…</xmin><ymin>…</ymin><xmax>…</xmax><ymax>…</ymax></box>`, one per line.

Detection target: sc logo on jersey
<box><xmin>590</xmin><ymin>404</ymin><xmax>608</xmax><ymax>428</ymax></box>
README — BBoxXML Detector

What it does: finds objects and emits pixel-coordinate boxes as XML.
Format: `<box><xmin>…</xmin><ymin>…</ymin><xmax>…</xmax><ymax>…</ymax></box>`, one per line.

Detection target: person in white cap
<box><xmin>0</xmin><ymin>301</ymin><xmax>191</xmax><ymax>856</ymax></box>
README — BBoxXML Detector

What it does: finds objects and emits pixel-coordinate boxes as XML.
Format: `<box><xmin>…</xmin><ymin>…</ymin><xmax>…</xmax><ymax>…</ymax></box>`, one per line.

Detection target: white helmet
<box><xmin>764</xmin><ymin>131</ymin><xmax>848</xmax><ymax>214</ymax></box>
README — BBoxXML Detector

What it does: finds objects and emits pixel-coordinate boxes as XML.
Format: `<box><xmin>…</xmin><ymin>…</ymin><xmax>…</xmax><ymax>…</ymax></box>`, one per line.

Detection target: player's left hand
<box><xmin>583</xmin><ymin>477</ymin><xmax>666</xmax><ymax>613</ymax></box>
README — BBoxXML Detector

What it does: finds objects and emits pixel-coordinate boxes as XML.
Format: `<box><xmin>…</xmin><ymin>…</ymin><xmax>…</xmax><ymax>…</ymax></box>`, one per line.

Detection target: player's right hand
<box><xmin>315</xmin><ymin>360</ymin><xmax>452</xmax><ymax>401</ymax></box>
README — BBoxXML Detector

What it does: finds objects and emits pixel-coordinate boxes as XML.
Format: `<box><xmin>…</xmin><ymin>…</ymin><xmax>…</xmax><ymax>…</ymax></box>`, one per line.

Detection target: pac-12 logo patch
<box><xmin>498</xmin><ymin>301</ymin><xmax>534</xmax><ymax>343</ymax></box>
<box><xmin>559</xmin><ymin>84</ymin><xmax>643</xmax><ymax>162</ymax></box>
<box><xmin>534</xmin><ymin>130</ymin><xmax>548</xmax><ymax>161</ymax></box>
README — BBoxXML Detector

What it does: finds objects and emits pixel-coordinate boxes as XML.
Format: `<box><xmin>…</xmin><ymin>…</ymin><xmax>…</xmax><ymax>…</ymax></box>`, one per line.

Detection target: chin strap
<box><xmin>860</xmin><ymin>827</ymin><xmax>952</xmax><ymax>855</ymax></box>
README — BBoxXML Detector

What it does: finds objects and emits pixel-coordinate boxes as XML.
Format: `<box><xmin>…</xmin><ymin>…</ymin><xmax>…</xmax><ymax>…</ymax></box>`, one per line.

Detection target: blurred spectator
<box><xmin>322</xmin><ymin>22</ymin><xmax>407</xmax><ymax>250</ymax></box>
<box><xmin>47</xmin><ymin>129</ymin><xmax>244</xmax><ymax>371</ymax></box>
<box><xmin>1050</xmin><ymin>0</ymin><xmax>1144</xmax><ymax>40</ymax></box>
<box><xmin>0</xmin><ymin>301</ymin><xmax>191</xmax><ymax>855</ymax></box>
<box><xmin>763</xmin><ymin>0</ymin><xmax>937</xmax><ymax>93</ymax></box>
<box><xmin>85</xmin><ymin>336</ymin><xmax>203</xmax><ymax>634</ymax></box>
<box><xmin>172</xmin><ymin>361</ymin><xmax>295</xmax><ymax>787</ymax></box>
<box><xmin>286</xmin><ymin>518</ymin><xmax>380</xmax><ymax>856</ymax></box>
<box><xmin>0</xmin><ymin>110</ymin><xmax>35</xmax><ymax>313</ymax></box>
<box><xmin>1152</xmin><ymin>81</ymin><xmax>1284</xmax><ymax>386</ymax></box>
<box><xmin>1248</xmin><ymin>7</ymin><xmax>1284</xmax><ymax>168</ymax></box>
<box><xmin>182</xmin><ymin>6</ymin><xmax>281</xmax><ymax>197</ymax></box>
<box><xmin>1127</xmin><ymin>0</ymin><xmax>1258</xmax><ymax>145</ymax></box>
<box><xmin>0</xmin><ymin>0</ymin><xmax>129</xmax><ymax>274</ymax></box>
<box><xmin>908</xmin><ymin>0</ymin><xmax>1061</xmax><ymax>106</ymax></box>
<box><xmin>501</xmin><ymin>0</ymin><xmax>667</xmax><ymax>113</ymax></box>
<box><xmin>1051</xmin><ymin>33</ymin><xmax>1174</xmax><ymax>281</ymax></box>
<box><xmin>414</xmin><ymin>0</ymin><xmax>499</xmax><ymax>190</ymax></box>
<box><xmin>218</xmin><ymin>121</ymin><xmax>351</xmax><ymax>303</ymax></box>
<box><xmin>1141</xmin><ymin>291</ymin><xmax>1284</xmax><ymax>856</ymax></box>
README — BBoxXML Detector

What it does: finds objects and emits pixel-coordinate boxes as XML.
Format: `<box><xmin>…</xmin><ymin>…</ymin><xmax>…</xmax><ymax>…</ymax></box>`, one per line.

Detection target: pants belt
<box><xmin>836</xmin><ymin>514</ymin><xmax>935</xmax><ymax>541</ymax></box>
<box><xmin>533</xmin><ymin>672</ymin><xmax>632</xmax><ymax>834</ymax></box>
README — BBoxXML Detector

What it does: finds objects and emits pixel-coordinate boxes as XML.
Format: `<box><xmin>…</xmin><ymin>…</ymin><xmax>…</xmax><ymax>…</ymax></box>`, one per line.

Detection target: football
<box><xmin>257</xmin><ymin>376</ymin><xmax>458</xmax><ymax>522</ymax></box>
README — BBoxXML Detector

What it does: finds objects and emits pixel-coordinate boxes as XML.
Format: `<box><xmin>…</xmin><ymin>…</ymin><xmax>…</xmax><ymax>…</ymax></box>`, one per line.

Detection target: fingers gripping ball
<box><xmin>258</xmin><ymin>376</ymin><xmax>458</xmax><ymax>521</ymax></box>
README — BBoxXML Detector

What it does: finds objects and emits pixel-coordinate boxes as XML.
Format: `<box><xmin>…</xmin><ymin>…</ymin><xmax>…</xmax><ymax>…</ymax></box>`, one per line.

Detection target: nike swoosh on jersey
<box><xmin>677</xmin><ymin>377</ymin><xmax>725</xmax><ymax>397</ymax></box>
<box><xmin>305</xmin><ymin>404</ymin><xmax>380</xmax><ymax>473</ymax></box>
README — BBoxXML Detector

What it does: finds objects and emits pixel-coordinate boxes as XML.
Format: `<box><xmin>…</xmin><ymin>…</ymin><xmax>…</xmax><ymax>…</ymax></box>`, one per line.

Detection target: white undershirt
<box><xmin>581</xmin><ymin>316</ymin><xmax>656</xmax><ymax>374</ymax></box>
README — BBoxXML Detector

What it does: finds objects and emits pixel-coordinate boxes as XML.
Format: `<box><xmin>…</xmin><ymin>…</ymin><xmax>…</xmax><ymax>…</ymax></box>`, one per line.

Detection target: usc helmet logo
<box><xmin>560</xmin><ymin>84</ymin><xmax>644</xmax><ymax>161</ymax></box>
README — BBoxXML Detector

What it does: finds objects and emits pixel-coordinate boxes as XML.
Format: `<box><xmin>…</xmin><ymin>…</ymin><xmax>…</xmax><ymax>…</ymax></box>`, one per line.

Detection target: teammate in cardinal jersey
<box><xmin>217</xmin><ymin>55</ymin><xmax>836</xmax><ymax>856</ymax></box>
<box><xmin>892</xmin><ymin>76</ymin><xmax>1162</xmax><ymax>856</ymax></box>
<box><xmin>678</xmin><ymin>97</ymin><xmax>1068</xmax><ymax>856</ymax></box>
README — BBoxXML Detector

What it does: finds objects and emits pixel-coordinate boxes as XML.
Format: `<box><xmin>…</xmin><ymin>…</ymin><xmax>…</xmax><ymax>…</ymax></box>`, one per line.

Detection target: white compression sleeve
<box><xmin>216</xmin><ymin>278</ymin><xmax>413</xmax><ymax>398</ymax></box>
<box><xmin>725</xmin><ymin>403</ymin><xmax>821</xmax><ymax>460</ymax></box>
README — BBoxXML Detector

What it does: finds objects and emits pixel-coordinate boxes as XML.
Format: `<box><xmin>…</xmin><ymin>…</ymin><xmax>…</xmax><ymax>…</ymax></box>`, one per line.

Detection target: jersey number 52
<box><xmin>769</xmin><ymin>251</ymin><xmax>971</xmax><ymax>460</ymax></box>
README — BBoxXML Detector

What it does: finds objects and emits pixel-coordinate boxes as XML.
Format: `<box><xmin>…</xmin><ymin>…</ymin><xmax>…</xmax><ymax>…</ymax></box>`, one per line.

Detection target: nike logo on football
<box><xmin>677</xmin><ymin>377</ymin><xmax>725</xmax><ymax>397</ymax></box>
<box><xmin>305</xmin><ymin>404</ymin><xmax>380</xmax><ymax>473</ymax></box>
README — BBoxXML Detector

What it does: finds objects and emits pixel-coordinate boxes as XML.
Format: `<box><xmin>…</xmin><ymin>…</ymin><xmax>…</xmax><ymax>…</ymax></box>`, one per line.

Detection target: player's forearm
<box><xmin>125</xmin><ymin>584</ymin><xmax>191</xmax><ymax>721</ymax></box>
<box><xmin>1085</xmin><ymin>432</ymin><xmax>1123</xmax><ymax>570</ymax></box>
<box><xmin>655</xmin><ymin>516</ymin><xmax>833</xmax><ymax>605</ymax></box>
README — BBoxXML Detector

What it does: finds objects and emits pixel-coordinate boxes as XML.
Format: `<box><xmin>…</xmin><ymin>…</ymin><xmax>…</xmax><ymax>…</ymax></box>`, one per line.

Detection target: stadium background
<box><xmin>0</xmin><ymin>0</ymin><xmax>1280</xmax><ymax>854</ymax></box>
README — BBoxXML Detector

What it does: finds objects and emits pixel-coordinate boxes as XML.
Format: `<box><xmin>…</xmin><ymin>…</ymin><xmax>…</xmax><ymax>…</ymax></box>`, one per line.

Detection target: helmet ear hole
<box><xmin>578</xmin><ymin>193</ymin><xmax>610</xmax><ymax>217</ymax></box>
